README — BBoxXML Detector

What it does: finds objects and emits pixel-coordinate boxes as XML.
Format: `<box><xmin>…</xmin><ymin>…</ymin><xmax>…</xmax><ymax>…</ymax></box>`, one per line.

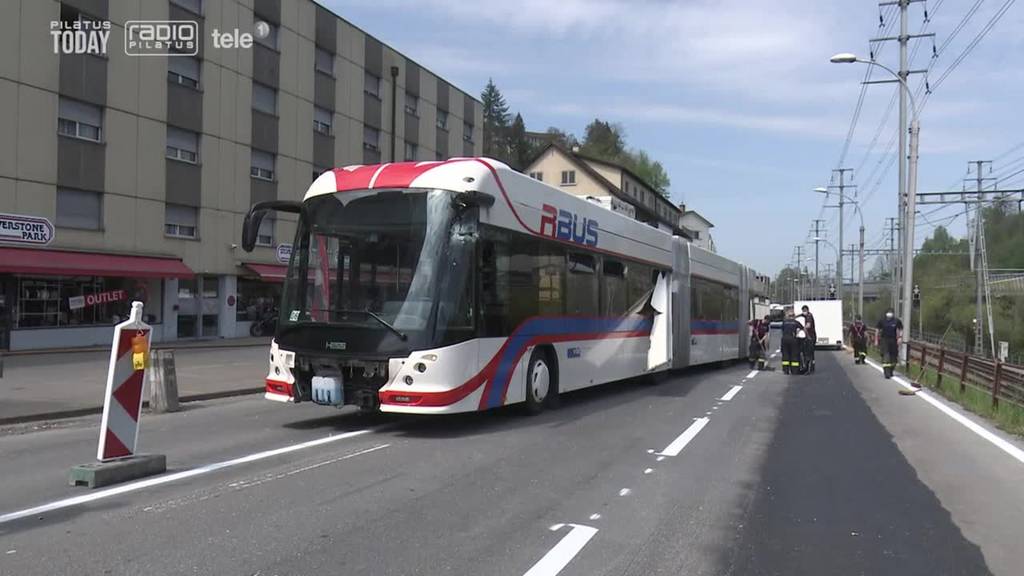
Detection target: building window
<box><xmin>463</xmin><ymin>121</ymin><xmax>474</xmax><ymax>143</ymax></box>
<box><xmin>165</xmin><ymin>203</ymin><xmax>198</xmax><ymax>238</ymax></box>
<box><xmin>436</xmin><ymin>109</ymin><xmax>449</xmax><ymax>131</ymax></box>
<box><xmin>404</xmin><ymin>140</ymin><xmax>417</xmax><ymax>161</ymax></box>
<box><xmin>255</xmin><ymin>21</ymin><xmax>278</xmax><ymax>49</ymax></box>
<box><xmin>250</xmin><ymin>149</ymin><xmax>275</xmax><ymax>180</ymax></box>
<box><xmin>168</xmin><ymin>56</ymin><xmax>200</xmax><ymax>88</ymax></box>
<box><xmin>256</xmin><ymin>213</ymin><xmax>274</xmax><ymax>246</ymax></box>
<box><xmin>364</xmin><ymin>71</ymin><xmax>380</xmax><ymax>98</ymax></box>
<box><xmin>404</xmin><ymin>91</ymin><xmax>418</xmax><ymax>116</ymax></box>
<box><xmin>315</xmin><ymin>47</ymin><xmax>333</xmax><ymax>76</ymax></box>
<box><xmin>56</xmin><ymin>188</ymin><xmax>102</xmax><ymax>230</ymax></box>
<box><xmin>16</xmin><ymin>277</ymin><xmax>162</xmax><ymax>328</ymax></box>
<box><xmin>363</xmin><ymin>125</ymin><xmax>380</xmax><ymax>152</ymax></box>
<box><xmin>252</xmin><ymin>82</ymin><xmax>277</xmax><ymax>115</ymax></box>
<box><xmin>170</xmin><ymin>0</ymin><xmax>202</xmax><ymax>15</ymax></box>
<box><xmin>529</xmin><ymin>171</ymin><xmax>543</xmax><ymax>181</ymax></box>
<box><xmin>57</xmin><ymin>97</ymin><xmax>102</xmax><ymax>142</ymax></box>
<box><xmin>435</xmin><ymin>150</ymin><xmax>444</xmax><ymax>161</ymax></box>
<box><xmin>560</xmin><ymin>170</ymin><xmax>576</xmax><ymax>186</ymax></box>
<box><xmin>166</xmin><ymin>126</ymin><xmax>199</xmax><ymax>163</ymax></box>
<box><xmin>313</xmin><ymin>106</ymin><xmax>332</xmax><ymax>135</ymax></box>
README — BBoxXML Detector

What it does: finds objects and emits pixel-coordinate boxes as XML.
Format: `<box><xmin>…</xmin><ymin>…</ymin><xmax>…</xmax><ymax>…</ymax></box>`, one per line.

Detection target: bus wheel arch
<box><xmin>524</xmin><ymin>345</ymin><xmax>559</xmax><ymax>413</ymax></box>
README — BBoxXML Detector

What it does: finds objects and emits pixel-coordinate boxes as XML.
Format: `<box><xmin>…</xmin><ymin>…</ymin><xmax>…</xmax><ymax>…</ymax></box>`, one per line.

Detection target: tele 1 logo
<box><xmin>125</xmin><ymin>21</ymin><xmax>198</xmax><ymax>56</ymax></box>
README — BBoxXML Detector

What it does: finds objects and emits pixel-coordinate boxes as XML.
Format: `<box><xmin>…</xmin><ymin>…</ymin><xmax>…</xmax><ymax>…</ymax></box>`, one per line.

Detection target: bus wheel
<box><xmin>525</xmin><ymin>348</ymin><xmax>555</xmax><ymax>414</ymax></box>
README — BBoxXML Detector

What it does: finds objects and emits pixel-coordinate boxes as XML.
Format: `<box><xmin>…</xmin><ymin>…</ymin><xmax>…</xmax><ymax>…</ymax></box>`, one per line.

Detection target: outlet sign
<box><xmin>0</xmin><ymin>213</ymin><xmax>54</xmax><ymax>246</ymax></box>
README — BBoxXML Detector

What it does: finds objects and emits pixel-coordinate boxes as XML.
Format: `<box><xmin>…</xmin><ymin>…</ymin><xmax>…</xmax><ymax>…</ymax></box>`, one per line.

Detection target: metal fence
<box><xmin>857</xmin><ymin>326</ymin><xmax>1024</xmax><ymax>410</ymax></box>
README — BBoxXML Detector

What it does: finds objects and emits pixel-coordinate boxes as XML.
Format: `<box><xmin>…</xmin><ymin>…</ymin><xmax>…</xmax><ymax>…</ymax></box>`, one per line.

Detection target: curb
<box><xmin>0</xmin><ymin>387</ymin><xmax>264</xmax><ymax>427</ymax></box>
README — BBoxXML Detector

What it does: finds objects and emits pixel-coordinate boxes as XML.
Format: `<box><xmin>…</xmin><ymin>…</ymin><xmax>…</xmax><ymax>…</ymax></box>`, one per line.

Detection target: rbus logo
<box><xmin>540</xmin><ymin>204</ymin><xmax>598</xmax><ymax>247</ymax></box>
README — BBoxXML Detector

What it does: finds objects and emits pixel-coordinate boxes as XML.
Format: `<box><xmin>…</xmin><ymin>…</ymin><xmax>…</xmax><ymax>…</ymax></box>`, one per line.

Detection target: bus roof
<box><xmin>305</xmin><ymin>158</ymin><xmax>676</xmax><ymax>268</ymax></box>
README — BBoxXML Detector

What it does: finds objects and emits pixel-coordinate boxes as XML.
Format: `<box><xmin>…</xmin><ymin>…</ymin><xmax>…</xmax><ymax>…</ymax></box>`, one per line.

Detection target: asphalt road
<box><xmin>1</xmin><ymin>350</ymin><xmax>1022</xmax><ymax>575</ymax></box>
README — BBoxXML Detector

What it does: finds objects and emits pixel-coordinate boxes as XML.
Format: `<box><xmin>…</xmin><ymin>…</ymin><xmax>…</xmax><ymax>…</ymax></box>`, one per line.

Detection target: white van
<box><xmin>793</xmin><ymin>300</ymin><xmax>844</xmax><ymax>350</ymax></box>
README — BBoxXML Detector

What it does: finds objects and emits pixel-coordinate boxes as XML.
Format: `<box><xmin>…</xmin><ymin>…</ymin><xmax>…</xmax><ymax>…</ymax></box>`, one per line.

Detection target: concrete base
<box><xmin>69</xmin><ymin>454</ymin><xmax>167</xmax><ymax>489</ymax></box>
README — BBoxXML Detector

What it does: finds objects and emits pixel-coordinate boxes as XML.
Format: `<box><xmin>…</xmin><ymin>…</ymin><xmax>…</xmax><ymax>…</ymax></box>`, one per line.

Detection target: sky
<box><xmin>327</xmin><ymin>0</ymin><xmax>1024</xmax><ymax>276</ymax></box>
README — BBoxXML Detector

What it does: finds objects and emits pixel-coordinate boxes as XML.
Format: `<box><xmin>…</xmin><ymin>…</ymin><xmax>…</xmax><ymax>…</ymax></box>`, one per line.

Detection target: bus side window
<box><xmin>602</xmin><ymin>258</ymin><xmax>627</xmax><ymax>315</ymax></box>
<box><xmin>566</xmin><ymin>252</ymin><xmax>598</xmax><ymax>315</ymax></box>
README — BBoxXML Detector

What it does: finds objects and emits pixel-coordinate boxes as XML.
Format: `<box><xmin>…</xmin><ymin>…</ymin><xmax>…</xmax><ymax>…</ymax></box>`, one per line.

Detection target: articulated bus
<box><xmin>241</xmin><ymin>158</ymin><xmax>765</xmax><ymax>414</ymax></box>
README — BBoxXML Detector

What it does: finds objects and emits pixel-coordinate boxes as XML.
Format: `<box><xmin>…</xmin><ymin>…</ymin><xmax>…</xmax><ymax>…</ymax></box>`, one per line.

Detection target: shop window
<box><xmin>15</xmin><ymin>277</ymin><xmax>161</xmax><ymax>328</ymax></box>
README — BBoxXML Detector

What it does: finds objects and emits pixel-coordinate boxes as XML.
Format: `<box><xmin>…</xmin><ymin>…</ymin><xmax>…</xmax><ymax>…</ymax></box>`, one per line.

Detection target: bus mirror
<box><xmin>453</xmin><ymin>190</ymin><xmax>495</xmax><ymax>210</ymax></box>
<box><xmin>241</xmin><ymin>200</ymin><xmax>303</xmax><ymax>252</ymax></box>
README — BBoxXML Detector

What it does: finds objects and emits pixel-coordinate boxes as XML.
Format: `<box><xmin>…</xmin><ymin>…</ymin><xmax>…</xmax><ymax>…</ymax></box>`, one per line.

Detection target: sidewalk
<box><xmin>0</xmin><ymin>342</ymin><xmax>271</xmax><ymax>424</ymax></box>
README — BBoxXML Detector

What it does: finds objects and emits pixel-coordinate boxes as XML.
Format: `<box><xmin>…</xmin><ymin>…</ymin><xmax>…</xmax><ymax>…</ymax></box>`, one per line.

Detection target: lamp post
<box><xmin>810</xmin><ymin>237</ymin><xmax>841</xmax><ymax>299</ymax></box>
<box><xmin>815</xmin><ymin>186</ymin><xmax>865</xmax><ymax>319</ymax></box>
<box><xmin>831</xmin><ymin>52</ymin><xmax>920</xmax><ymax>359</ymax></box>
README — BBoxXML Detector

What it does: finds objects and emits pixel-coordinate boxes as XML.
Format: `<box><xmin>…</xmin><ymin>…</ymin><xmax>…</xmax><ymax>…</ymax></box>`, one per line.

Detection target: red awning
<box><xmin>0</xmin><ymin>247</ymin><xmax>194</xmax><ymax>278</ymax></box>
<box><xmin>242</xmin><ymin>263</ymin><xmax>288</xmax><ymax>282</ymax></box>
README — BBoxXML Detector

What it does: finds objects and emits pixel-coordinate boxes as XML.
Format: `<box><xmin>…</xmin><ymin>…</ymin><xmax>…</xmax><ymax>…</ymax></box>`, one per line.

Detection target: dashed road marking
<box><xmin>524</xmin><ymin>524</ymin><xmax>599</xmax><ymax>576</ymax></box>
<box><xmin>643</xmin><ymin>468</ymin><xmax>653</xmax><ymax>474</ymax></box>
<box><xmin>656</xmin><ymin>456</ymin><xmax>665</xmax><ymax>462</ymax></box>
<box><xmin>746</xmin><ymin>370</ymin><xmax>758</xmax><ymax>379</ymax></box>
<box><xmin>589</xmin><ymin>513</ymin><xmax>601</xmax><ymax>520</ymax></box>
<box><xmin>618</xmin><ymin>488</ymin><xmax>631</xmax><ymax>496</ymax></box>
<box><xmin>721</xmin><ymin>385</ymin><xmax>743</xmax><ymax>401</ymax></box>
<box><xmin>658</xmin><ymin>417</ymin><xmax>710</xmax><ymax>457</ymax></box>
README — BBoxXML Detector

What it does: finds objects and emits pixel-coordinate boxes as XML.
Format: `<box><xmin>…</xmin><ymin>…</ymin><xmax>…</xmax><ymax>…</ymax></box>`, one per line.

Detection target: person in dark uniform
<box><xmin>748</xmin><ymin>315</ymin><xmax>771</xmax><ymax>370</ymax></box>
<box><xmin>875</xmin><ymin>308</ymin><xmax>903</xmax><ymax>378</ymax></box>
<box><xmin>799</xmin><ymin>305</ymin><xmax>816</xmax><ymax>373</ymax></box>
<box><xmin>850</xmin><ymin>314</ymin><xmax>868</xmax><ymax>364</ymax></box>
<box><xmin>780</xmin><ymin>310</ymin><xmax>803</xmax><ymax>375</ymax></box>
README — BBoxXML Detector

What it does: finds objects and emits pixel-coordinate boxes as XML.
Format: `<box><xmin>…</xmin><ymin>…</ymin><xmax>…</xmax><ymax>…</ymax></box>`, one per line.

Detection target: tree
<box><xmin>545</xmin><ymin>127</ymin><xmax>578</xmax><ymax>149</ymax></box>
<box><xmin>625</xmin><ymin>149</ymin><xmax>671</xmax><ymax>196</ymax></box>
<box><xmin>506</xmin><ymin>113</ymin><xmax>532</xmax><ymax>171</ymax></box>
<box><xmin>480</xmin><ymin>78</ymin><xmax>510</xmax><ymax>160</ymax></box>
<box><xmin>579</xmin><ymin>119</ymin><xmax>627</xmax><ymax>161</ymax></box>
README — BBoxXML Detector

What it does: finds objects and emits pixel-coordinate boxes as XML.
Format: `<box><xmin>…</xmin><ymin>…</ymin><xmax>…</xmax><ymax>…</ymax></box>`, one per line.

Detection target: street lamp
<box><xmin>815</xmin><ymin>186</ymin><xmax>865</xmax><ymax>319</ymax></box>
<box><xmin>831</xmin><ymin>52</ymin><xmax>921</xmax><ymax>361</ymax></box>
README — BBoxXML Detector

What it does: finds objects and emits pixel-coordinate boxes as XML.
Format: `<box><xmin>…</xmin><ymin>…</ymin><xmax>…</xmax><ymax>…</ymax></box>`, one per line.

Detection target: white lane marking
<box><xmin>864</xmin><ymin>359</ymin><xmax>1024</xmax><ymax>465</ymax></box>
<box><xmin>0</xmin><ymin>428</ymin><xmax>375</xmax><ymax>525</ymax></box>
<box><xmin>721</xmin><ymin>385</ymin><xmax>743</xmax><ymax>401</ymax></box>
<box><xmin>712</xmin><ymin>406</ymin><xmax>719</xmax><ymax>410</ymax></box>
<box><xmin>658</xmin><ymin>417</ymin><xmax>710</xmax><ymax>457</ymax></box>
<box><xmin>646</xmin><ymin>449</ymin><xmax>655</xmax><ymax>454</ymax></box>
<box><xmin>746</xmin><ymin>370</ymin><xmax>758</xmax><ymax>379</ymax></box>
<box><xmin>588</xmin><ymin>513</ymin><xmax>601</xmax><ymax>520</ymax></box>
<box><xmin>523</xmin><ymin>523</ymin><xmax>599</xmax><ymax>576</ymax></box>
<box><xmin>618</xmin><ymin>488</ymin><xmax>631</xmax><ymax>496</ymax></box>
<box><xmin>656</xmin><ymin>456</ymin><xmax>665</xmax><ymax>462</ymax></box>
<box><xmin>643</xmin><ymin>468</ymin><xmax>653</xmax><ymax>474</ymax></box>
<box><xmin>705</xmin><ymin>411</ymin><xmax>712</xmax><ymax>415</ymax></box>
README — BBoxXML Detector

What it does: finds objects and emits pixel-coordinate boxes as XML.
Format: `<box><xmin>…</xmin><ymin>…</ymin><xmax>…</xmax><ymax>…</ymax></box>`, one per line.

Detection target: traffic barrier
<box><xmin>69</xmin><ymin>301</ymin><xmax>166</xmax><ymax>488</ymax></box>
<box><xmin>148</xmin><ymin>349</ymin><xmax>180</xmax><ymax>413</ymax></box>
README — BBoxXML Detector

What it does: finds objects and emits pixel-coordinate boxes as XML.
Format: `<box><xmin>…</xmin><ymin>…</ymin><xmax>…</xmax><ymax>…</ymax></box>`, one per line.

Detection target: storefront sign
<box><xmin>0</xmin><ymin>213</ymin><xmax>54</xmax><ymax>246</ymax></box>
<box><xmin>69</xmin><ymin>289</ymin><xmax>128</xmax><ymax>310</ymax></box>
<box><xmin>276</xmin><ymin>243</ymin><xmax>292</xmax><ymax>264</ymax></box>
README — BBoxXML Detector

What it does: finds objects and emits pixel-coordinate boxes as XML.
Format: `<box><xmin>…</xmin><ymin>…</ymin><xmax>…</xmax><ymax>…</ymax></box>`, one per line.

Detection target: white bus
<box><xmin>241</xmin><ymin>158</ymin><xmax>765</xmax><ymax>414</ymax></box>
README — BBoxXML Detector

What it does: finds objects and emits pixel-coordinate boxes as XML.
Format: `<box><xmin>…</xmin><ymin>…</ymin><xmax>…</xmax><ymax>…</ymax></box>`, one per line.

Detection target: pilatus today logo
<box><xmin>50</xmin><ymin>19</ymin><xmax>111</xmax><ymax>55</ymax></box>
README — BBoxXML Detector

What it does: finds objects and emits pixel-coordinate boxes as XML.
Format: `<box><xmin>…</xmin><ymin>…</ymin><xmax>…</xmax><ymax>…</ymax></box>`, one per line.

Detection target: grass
<box><xmin>861</xmin><ymin>344</ymin><xmax>1024</xmax><ymax>437</ymax></box>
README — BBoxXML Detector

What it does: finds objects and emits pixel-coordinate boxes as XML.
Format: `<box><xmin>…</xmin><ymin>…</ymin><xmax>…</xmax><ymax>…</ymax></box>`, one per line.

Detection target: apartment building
<box><xmin>526</xmin><ymin>143</ymin><xmax>690</xmax><ymax>236</ymax></box>
<box><xmin>0</xmin><ymin>0</ymin><xmax>482</xmax><ymax>350</ymax></box>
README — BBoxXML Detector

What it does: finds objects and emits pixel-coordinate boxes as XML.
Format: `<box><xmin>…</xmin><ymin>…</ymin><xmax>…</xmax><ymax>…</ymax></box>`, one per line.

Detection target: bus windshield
<box><xmin>280</xmin><ymin>188</ymin><xmax>475</xmax><ymax>351</ymax></box>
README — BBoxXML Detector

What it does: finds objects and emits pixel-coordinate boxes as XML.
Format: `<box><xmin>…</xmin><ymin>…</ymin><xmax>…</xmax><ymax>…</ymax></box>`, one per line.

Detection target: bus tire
<box><xmin>525</xmin><ymin>348</ymin><xmax>556</xmax><ymax>414</ymax></box>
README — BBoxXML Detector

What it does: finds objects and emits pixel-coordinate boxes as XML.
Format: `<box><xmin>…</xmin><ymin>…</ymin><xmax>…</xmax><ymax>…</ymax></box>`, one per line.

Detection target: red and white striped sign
<box><xmin>96</xmin><ymin>301</ymin><xmax>151</xmax><ymax>461</ymax></box>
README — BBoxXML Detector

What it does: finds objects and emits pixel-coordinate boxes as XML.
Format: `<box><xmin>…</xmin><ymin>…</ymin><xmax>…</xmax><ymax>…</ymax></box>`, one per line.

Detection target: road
<box><xmin>1</xmin><ymin>351</ymin><xmax>1022</xmax><ymax>575</ymax></box>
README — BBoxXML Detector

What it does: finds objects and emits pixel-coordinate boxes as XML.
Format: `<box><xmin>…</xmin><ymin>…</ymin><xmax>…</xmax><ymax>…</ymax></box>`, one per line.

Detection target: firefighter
<box><xmin>799</xmin><ymin>304</ymin><xmax>816</xmax><ymax>373</ymax></box>
<box><xmin>780</xmin><ymin>310</ymin><xmax>803</xmax><ymax>375</ymax></box>
<box><xmin>875</xmin><ymin>308</ymin><xmax>903</xmax><ymax>378</ymax></box>
<box><xmin>748</xmin><ymin>315</ymin><xmax>771</xmax><ymax>370</ymax></box>
<box><xmin>850</xmin><ymin>314</ymin><xmax>868</xmax><ymax>364</ymax></box>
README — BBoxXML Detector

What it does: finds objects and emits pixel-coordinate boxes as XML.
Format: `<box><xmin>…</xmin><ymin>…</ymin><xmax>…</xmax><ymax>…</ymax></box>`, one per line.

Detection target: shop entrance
<box><xmin>177</xmin><ymin>275</ymin><xmax>220</xmax><ymax>338</ymax></box>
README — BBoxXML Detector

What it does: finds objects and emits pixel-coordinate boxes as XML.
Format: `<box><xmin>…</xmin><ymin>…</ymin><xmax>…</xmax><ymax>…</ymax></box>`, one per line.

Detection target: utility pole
<box><xmin>971</xmin><ymin>160</ymin><xmax>993</xmax><ymax>355</ymax></box>
<box><xmin>794</xmin><ymin>245</ymin><xmax>805</xmax><ymax>301</ymax></box>
<box><xmin>886</xmin><ymin>217</ymin><xmax>899</xmax><ymax>307</ymax></box>
<box><xmin>811</xmin><ymin>219</ymin><xmax>825</xmax><ymax>299</ymax></box>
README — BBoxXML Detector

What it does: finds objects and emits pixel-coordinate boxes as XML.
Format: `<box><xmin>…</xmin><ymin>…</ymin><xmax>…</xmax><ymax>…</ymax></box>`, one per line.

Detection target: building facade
<box><xmin>680</xmin><ymin>210</ymin><xmax>716</xmax><ymax>253</ymax></box>
<box><xmin>0</xmin><ymin>0</ymin><xmax>482</xmax><ymax>350</ymax></box>
<box><xmin>526</xmin><ymin>144</ymin><xmax>689</xmax><ymax>236</ymax></box>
